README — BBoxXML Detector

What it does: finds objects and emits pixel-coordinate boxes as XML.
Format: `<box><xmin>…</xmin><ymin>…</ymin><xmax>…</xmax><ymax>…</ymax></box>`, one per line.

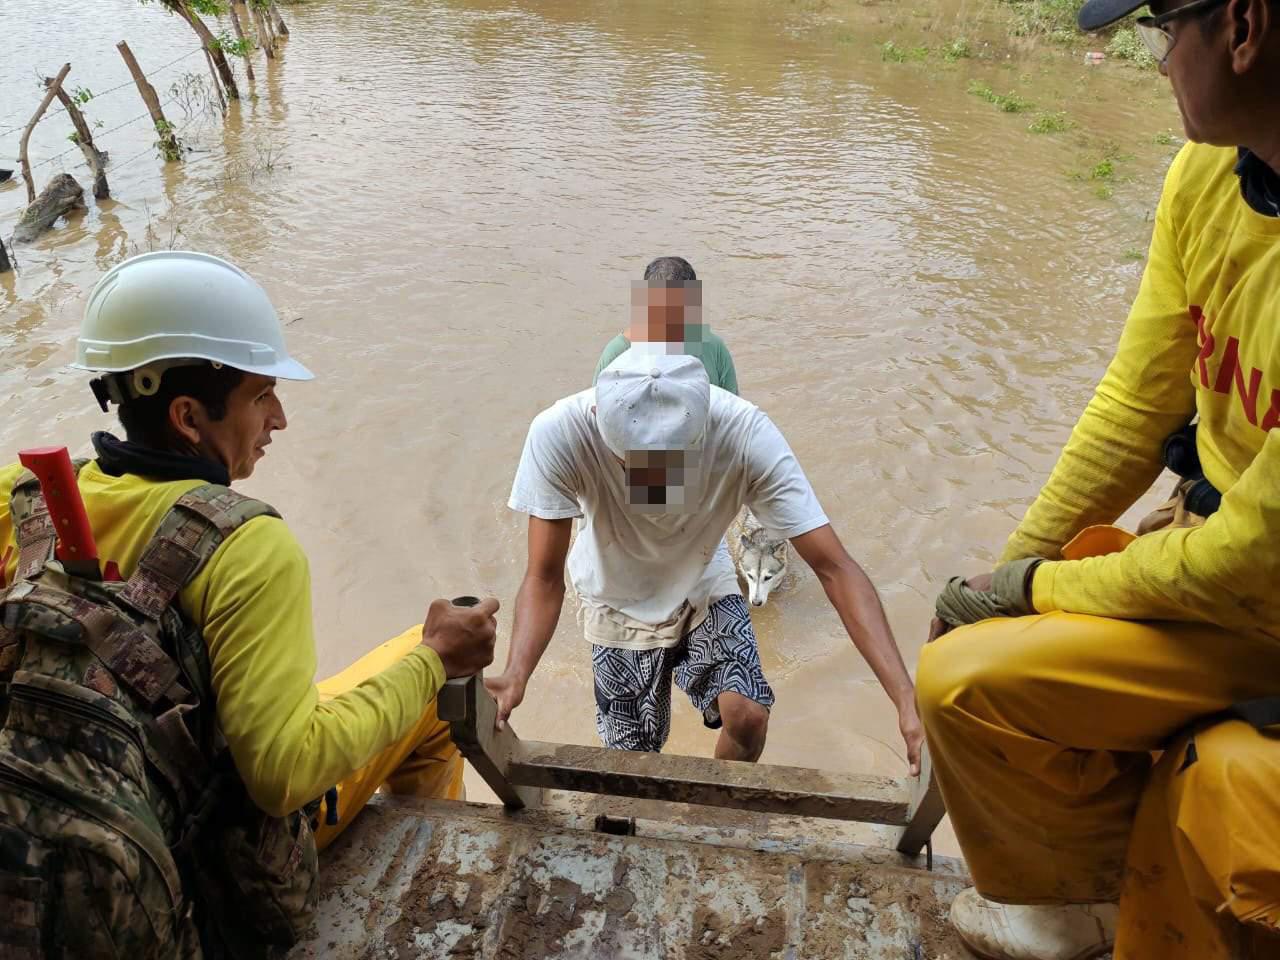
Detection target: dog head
<box><xmin>738</xmin><ymin>534</ymin><xmax>788</xmax><ymax>606</ymax></box>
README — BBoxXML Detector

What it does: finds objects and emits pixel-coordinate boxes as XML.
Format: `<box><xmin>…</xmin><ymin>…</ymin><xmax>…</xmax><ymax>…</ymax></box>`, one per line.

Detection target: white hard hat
<box><xmin>74</xmin><ymin>251</ymin><xmax>314</xmax><ymax>381</ymax></box>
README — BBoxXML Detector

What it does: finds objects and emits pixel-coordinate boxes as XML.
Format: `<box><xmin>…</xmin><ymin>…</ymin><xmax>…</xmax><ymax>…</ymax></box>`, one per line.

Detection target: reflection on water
<box><xmin>2</xmin><ymin>0</ymin><xmax>1180</xmax><ymax>835</ymax></box>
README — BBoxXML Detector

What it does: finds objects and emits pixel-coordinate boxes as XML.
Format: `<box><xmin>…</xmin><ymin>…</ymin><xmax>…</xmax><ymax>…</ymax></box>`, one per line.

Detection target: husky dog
<box><xmin>727</xmin><ymin>508</ymin><xmax>792</xmax><ymax>607</ymax></box>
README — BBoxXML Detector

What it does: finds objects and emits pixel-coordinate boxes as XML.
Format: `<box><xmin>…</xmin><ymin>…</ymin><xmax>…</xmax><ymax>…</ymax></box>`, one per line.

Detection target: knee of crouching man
<box><xmin>915</xmin><ymin>629</ymin><xmax>993</xmax><ymax>731</ymax></box>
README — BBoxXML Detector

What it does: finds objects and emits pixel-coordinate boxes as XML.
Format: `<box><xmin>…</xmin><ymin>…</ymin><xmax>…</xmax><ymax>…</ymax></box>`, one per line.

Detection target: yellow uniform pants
<box><xmin>312</xmin><ymin>626</ymin><xmax>464</xmax><ymax>851</ymax></box>
<box><xmin>917</xmin><ymin>612</ymin><xmax>1280</xmax><ymax>959</ymax></box>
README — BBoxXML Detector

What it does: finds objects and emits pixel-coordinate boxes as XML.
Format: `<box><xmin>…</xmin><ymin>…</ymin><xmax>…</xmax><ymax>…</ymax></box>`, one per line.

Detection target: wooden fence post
<box><xmin>230</xmin><ymin>0</ymin><xmax>255</xmax><ymax>82</ymax></box>
<box><xmin>269</xmin><ymin>0</ymin><xmax>290</xmax><ymax>37</ymax></box>
<box><xmin>0</xmin><ymin>238</ymin><xmax>11</xmax><ymax>274</ymax></box>
<box><xmin>202</xmin><ymin>47</ymin><xmax>228</xmax><ymax>115</ymax></box>
<box><xmin>18</xmin><ymin>62</ymin><xmax>71</xmax><ymax>205</ymax></box>
<box><xmin>175</xmin><ymin>1</ymin><xmax>240</xmax><ymax>100</ymax></box>
<box><xmin>116</xmin><ymin>42</ymin><xmax>182</xmax><ymax>161</ymax></box>
<box><xmin>252</xmin><ymin>3</ymin><xmax>276</xmax><ymax>59</ymax></box>
<box><xmin>46</xmin><ymin>77</ymin><xmax>109</xmax><ymax>199</ymax></box>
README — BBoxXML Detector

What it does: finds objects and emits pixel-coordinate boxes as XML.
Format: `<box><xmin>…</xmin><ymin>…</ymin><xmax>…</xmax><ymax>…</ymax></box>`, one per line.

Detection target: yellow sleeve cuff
<box><xmin>1030</xmin><ymin>561</ymin><xmax>1060</xmax><ymax>613</ymax></box>
<box><xmin>413</xmin><ymin>644</ymin><xmax>447</xmax><ymax>694</ymax></box>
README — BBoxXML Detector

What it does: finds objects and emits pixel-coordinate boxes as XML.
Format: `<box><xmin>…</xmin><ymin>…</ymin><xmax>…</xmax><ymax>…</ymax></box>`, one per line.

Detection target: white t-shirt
<box><xmin>508</xmin><ymin>386</ymin><xmax>828</xmax><ymax>649</ymax></box>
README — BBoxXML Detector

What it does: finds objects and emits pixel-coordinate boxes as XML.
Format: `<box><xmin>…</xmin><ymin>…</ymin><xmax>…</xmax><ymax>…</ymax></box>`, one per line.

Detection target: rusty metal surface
<box><xmin>290</xmin><ymin>794</ymin><xmax>978</xmax><ymax>959</ymax></box>
<box><xmin>438</xmin><ymin>675</ymin><xmax>944</xmax><ymax>840</ymax></box>
<box><xmin>897</xmin><ymin>745</ymin><xmax>945</xmax><ymax>857</ymax></box>
<box><xmin>440</xmin><ymin>676</ymin><xmax>541</xmax><ymax>810</ymax></box>
<box><xmin>511</xmin><ymin>741</ymin><xmax>912</xmax><ymax>826</ymax></box>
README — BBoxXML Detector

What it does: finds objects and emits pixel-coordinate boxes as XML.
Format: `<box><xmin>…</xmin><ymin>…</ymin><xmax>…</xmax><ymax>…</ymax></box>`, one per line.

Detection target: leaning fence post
<box><xmin>268</xmin><ymin>0</ymin><xmax>290</xmax><ymax>37</ymax></box>
<box><xmin>18</xmin><ymin>62</ymin><xmax>72</xmax><ymax>205</ymax></box>
<box><xmin>252</xmin><ymin>3</ymin><xmax>277</xmax><ymax>60</ymax></box>
<box><xmin>202</xmin><ymin>47</ymin><xmax>228</xmax><ymax>115</ymax></box>
<box><xmin>46</xmin><ymin>76</ymin><xmax>109</xmax><ymax>200</ymax></box>
<box><xmin>230</xmin><ymin>0</ymin><xmax>256</xmax><ymax>82</ymax></box>
<box><xmin>0</xmin><ymin>237</ymin><xmax>12</xmax><ymax>274</ymax></box>
<box><xmin>172</xmin><ymin>0</ymin><xmax>240</xmax><ymax>101</ymax></box>
<box><xmin>116</xmin><ymin>41</ymin><xmax>182</xmax><ymax>161</ymax></box>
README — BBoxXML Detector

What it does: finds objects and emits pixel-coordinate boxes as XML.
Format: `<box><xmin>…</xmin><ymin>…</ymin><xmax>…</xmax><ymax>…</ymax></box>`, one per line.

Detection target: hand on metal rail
<box><xmin>483</xmin><ymin>671</ymin><xmax>527</xmax><ymax>732</ymax></box>
<box><xmin>421</xmin><ymin>596</ymin><xmax>499</xmax><ymax>679</ymax></box>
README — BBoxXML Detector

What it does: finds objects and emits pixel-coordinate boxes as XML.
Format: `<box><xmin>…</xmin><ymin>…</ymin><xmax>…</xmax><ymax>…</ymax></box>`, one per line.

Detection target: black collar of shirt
<box><xmin>92</xmin><ymin>431</ymin><xmax>231</xmax><ymax>486</ymax></box>
<box><xmin>1236</xmin><ymin>148</ymin><xmax>1280</xmax><ymax>218</ymax></box>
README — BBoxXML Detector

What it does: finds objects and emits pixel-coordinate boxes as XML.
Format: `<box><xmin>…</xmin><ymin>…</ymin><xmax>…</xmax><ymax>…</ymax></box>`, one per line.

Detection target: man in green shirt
<box><xmin>594</xmin><ymin>257</ymin><xmax>739</xmax><ymax>395</ymax></box>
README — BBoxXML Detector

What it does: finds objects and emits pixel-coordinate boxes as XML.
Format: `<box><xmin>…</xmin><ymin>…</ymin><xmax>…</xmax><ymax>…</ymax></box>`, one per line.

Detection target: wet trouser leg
<box><xmin>312</xmin><ymin>625</ymin><xmax>464</xmax><ymax>851</ymax></box>
<box><xmin>1120</xmin><ymin>720</ymin><xmax>1280</xmax><ymax>958</ymax></box>
<box><xmin>916</xmin><ymin>612</ymin><xmax>1280</xmax><ymax>959</ymax></box>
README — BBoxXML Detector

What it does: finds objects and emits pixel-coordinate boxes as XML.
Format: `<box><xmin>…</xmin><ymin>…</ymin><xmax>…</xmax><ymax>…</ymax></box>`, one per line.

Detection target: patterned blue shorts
<box><xmin>591</xmin><ymin>594</ymin><xmax>775</xmax><ymax>752</ymax></box>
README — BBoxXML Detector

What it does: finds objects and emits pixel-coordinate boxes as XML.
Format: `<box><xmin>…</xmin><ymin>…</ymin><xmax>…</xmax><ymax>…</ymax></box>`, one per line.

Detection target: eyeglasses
<box><xmin>1135</xmin><ymin>0</ymin><xmax>1229</xmax><ymax>63</ymax></box>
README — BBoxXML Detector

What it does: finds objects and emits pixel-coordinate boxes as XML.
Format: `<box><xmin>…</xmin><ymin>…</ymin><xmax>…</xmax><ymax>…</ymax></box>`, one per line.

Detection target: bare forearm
<box><xmin>504</xmin><ymin>573</ymin><xmax>565</xmax><ymax>682</ymax></box>
<box><xmin>817</xmin><ymin>560</ymin><xmax>914</xmax><ymax>709</ymax></box>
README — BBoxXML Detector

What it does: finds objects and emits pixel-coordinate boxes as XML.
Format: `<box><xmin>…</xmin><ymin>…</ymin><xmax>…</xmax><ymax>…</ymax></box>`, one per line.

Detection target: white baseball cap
<box><xmin>595</xmin><ymin>349</ymin><xmax>710</xmax><ymax>459</ymax></box>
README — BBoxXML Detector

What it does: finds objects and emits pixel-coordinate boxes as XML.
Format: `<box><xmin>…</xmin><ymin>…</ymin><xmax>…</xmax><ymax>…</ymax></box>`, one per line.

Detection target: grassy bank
<box><xmin>998</xmin><ymin>0</ymin><xmax>1158</xmax><ymax>65</ymax></box>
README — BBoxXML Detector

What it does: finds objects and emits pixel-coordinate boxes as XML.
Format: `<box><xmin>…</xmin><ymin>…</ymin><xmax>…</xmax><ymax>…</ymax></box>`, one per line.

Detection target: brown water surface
<box><xmin>2</xmin><ymin>0</ymin><xmax>1181</xmax><ymax>842</ymax></box>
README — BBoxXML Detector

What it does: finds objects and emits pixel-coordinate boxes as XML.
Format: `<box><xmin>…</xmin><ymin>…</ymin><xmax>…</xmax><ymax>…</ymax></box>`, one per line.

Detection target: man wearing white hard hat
<box><xmin>0</xmin><ymin>251</ymin><xmax>497</xmax><ymax>956</ymax></box>
<box><xmin>493</xmin><ymin>347</ymin><xmax>923</xmax><ymax>769</ymax></box>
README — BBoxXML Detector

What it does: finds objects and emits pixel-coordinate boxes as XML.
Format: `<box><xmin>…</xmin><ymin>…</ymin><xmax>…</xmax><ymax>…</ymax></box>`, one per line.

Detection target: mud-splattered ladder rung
<box><xmin>439</xmin><ymin>675</ymin><xmax>944</xmax><ymax>857</ymax></box>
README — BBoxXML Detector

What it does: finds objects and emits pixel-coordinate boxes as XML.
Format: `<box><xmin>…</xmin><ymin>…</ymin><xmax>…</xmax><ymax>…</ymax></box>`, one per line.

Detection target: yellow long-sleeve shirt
<box><xmin>0</xmin><ymin>460</ymin><xmax>445</xmax><ymax>816</ymax></box>
<box><xmin>1002</xmin><ymin>143</ymin><xmax>1280</xmax><ymax>644</ymax></box>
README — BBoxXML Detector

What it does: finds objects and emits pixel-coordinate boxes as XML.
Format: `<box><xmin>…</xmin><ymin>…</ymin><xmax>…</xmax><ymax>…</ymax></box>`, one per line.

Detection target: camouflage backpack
<box><xmin>0</xmin><ymin>465</ymin><xmax>321</xmax><ymax>959</ymax></box>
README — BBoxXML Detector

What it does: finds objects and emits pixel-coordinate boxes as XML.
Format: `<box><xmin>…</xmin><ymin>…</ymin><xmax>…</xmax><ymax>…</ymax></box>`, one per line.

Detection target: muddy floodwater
<box><xmin>3</xmin><ymin>0</ymin><xmax>1182</xmax><ymax>839</ymax></box>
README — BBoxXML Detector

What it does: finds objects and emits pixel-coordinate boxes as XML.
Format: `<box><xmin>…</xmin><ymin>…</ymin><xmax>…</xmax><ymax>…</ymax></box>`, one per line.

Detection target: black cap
<box><xmin>1078</xmin><ymin>0</ymin><xmax>1147</xmax><ymax>30</ymax></box>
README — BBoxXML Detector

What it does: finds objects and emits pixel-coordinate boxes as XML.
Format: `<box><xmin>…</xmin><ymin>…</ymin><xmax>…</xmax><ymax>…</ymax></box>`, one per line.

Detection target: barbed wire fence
<box><xmin>0</xmin><ymin>47</ymin><xmax>206</xmax><ymax>140</ymax></box>
<box><xmin>2</xmin><ymin>1</ymin><xmax>291</xmax><ymax>272</ymax></box>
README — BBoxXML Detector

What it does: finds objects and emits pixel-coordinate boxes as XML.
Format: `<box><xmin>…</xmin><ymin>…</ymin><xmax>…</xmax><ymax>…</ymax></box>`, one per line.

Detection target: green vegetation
<box><xmin>1153</xmin><ymin>130</ymin><xmax>1179</xmax><ymax>145</ymax></box>
<box><xmin>153</xmin><ymin>119</ymin><xmax>182</xmax><ymax>161</ymax></box>
<box><xmin>968</xmin><ymin>80</ymin><xmax>1034</xmax><ymax>113</ymax></box>
<box><xmin>1090</xmin><ymin>156</ymin><xmax>1115</xmax><ymax>180</ymax></box>
<box><xmin>942</xmin><ymin>37</ymin><xmax>973</xmax><ymax>62</ymax></box>
<box><xmin>880</xmin><ymin>40</ymin><xmax>930</xmax><ymax>62</ymax></box>
<box><xmin>214</xmin><ymin>30</ymin><xmax>253</xmax><ymax>58</ymax></box>
<box><xmin>1106</xmin><ymin>26</ymin><xmax>1158</xmax><ymax>67</ymax></box>
<box><xmin>998</xmin><ymin>0</ymin><xmax>1081</xmax><ymax>44</ymax></box>
<box><xmin>876</xmin><ymin>37</ymin><xmax>971</xmax><ymax>64</ymax></box>
<box><xmin>140</xmin><ymin>0</ymin><xmax>226</xmax><ymax>12</ymax></box>
<box><xmin>1028</xmin><ymin>111</ymin><xmax>1072</xmax><ymax>133</ymax></box>
<box><xmin>1064</xmin><ymin>142</ymin><xmax>1134</xmax><ymax>195</ymax></box>
<box><xmin>1124</xmin><ymin>248</ymin><xmax>1145</xmax><ymax>260</ymax></box>
<box><xmin>989</xmin><ymin>0</ymin><xmax>1160</xmax><ymax>69</ymax></box>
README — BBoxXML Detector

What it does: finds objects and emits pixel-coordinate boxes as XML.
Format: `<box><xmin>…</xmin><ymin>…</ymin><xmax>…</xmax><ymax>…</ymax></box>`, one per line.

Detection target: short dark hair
<box><xmin>116</xmin><ymin>363</ymin><xmax>245</xmax><ymax>450</ymax></box>
<box><xmin>643</xmin><ymin>257</ymin><xmax>697</xmax><ymax>283</ymax></box>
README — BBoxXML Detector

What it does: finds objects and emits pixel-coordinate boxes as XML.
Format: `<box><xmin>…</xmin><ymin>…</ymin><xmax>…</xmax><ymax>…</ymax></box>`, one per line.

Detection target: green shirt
<box><xmin>593</xmin><ymin>330</ymin><xmax>739</xmax><ymax>395</ymax></box>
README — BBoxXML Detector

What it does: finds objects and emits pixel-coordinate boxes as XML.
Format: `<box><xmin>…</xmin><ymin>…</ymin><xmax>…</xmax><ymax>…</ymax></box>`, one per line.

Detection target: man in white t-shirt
<box><xmin>489</xmin><ymin>348</ymin><xmax>923</xmax><ymax>767</ymax></box>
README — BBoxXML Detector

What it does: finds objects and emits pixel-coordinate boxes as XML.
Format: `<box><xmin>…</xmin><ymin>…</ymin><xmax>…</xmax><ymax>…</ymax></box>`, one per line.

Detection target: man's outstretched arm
<box><xmin>485</xmin><ymin>516</ymin><xmax>573</xmax><ymax>729</ymax></box>
<box><xmin>790</xmin><ymin>524</ymin><xmax>923</xmax><ymax>776</ymax></box>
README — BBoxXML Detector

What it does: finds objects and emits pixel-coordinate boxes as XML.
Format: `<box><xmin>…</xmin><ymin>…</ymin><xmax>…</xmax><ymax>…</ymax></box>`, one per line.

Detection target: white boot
<box><xmin>949</xmin><ymin>888</ymin><xmax>1118</xmax><ymax>960</ymax></box>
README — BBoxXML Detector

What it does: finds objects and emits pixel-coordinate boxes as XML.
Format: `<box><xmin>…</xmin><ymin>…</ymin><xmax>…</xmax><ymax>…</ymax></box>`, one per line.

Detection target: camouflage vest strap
<box><xmin>7</xmin><ymin>460</ymin><xmax>90</xmax><ymax>582</ymax></box>
<box><xmin>0</xmin><ymin>621</ymin><xmax>20</xmax><ymax>704</ymax></box>
<box><xmin>1</xmin><ymin>583</ymin><xmax>189</xmax><ymax>707</ymax></box>
<box><xmin>118</xmin><ymin>485</ymin><xmax>281</xmax><ymax>622</ymax></box>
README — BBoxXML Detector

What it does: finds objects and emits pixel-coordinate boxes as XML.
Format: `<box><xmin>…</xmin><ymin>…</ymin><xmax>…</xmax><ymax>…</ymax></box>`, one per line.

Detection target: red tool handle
<box><xmin>18</xmin><ymin>446</ymin><xmax>99</xmax><ymax>567</ymax></box>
